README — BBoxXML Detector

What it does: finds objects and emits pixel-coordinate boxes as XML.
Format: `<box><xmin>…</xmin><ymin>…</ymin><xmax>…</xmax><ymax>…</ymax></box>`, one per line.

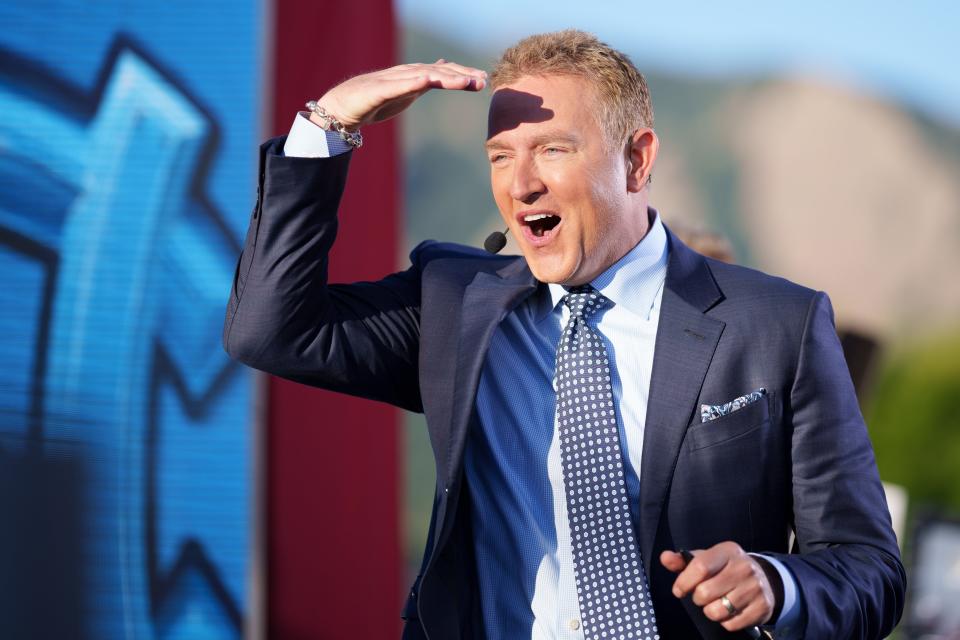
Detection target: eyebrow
<box><xmin>485</xmin><ymin>130</ymin><xmax>583</xmax><ymax>151</ymax></box>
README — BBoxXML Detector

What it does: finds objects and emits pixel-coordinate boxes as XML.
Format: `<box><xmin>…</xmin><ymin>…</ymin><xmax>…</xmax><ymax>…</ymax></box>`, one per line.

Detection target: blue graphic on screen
<box><xmin>0</xmin><ymin>10</ymin><xmax>256</xmax><ymax>638</ymax></box>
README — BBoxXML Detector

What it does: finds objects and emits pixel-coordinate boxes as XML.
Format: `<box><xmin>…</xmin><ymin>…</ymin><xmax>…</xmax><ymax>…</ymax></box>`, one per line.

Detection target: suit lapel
<box><xmin>639</xmin><ymin>231</ymin><xmax>725</xmax><ymax>569</ymax></box>
<box><xmin>434</xmin><ymin>233</ymin><xmax>724</xmax><ymax>571</ymax></box>
<box><xmin>445</xmin><ymin>259</ymin><xmax>538</xmax><ymax>488</ymax></box>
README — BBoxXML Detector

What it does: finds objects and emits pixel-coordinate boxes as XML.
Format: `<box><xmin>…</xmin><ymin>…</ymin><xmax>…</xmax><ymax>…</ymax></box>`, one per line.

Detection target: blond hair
<box><xmin>490</xmin><ymin>30</ymin><xmax>654</xmax><ymax>146</ymax></box>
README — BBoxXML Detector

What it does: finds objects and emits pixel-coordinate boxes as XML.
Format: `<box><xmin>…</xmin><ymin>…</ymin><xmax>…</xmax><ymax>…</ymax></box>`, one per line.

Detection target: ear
<box><xmin>625</xmin><ymin>128</ymin><xmax>659</xmax><ymax>193</ymax></box>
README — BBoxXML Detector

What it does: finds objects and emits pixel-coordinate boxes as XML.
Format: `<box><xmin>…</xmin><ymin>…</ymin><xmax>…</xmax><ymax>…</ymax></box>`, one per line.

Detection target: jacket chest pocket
<box><xmin>686</xmin><ymin>391</ymin><xmax>773</xmax><ymax>451</ymax></box>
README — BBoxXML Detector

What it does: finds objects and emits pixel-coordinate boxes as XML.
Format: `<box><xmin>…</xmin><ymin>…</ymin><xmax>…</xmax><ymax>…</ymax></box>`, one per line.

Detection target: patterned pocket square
<box><xmin>700</xmin><ymin>388</ymin><xmax>767</xmax><ymax>423</ymax></box>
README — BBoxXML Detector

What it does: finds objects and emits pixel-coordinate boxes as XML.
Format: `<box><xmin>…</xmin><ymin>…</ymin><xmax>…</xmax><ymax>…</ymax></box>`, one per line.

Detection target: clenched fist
<box><xmin>661</xmin><ymin>541</ymin><xmax>778</xmax><ymax>632</ymax></box>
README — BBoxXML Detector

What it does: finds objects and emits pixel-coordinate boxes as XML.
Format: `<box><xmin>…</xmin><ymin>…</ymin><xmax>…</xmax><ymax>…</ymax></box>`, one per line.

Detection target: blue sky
<box><xmin>397</xmin><ymin>0</ymin><xmax>959</xmax><ymax>127</ymax></box>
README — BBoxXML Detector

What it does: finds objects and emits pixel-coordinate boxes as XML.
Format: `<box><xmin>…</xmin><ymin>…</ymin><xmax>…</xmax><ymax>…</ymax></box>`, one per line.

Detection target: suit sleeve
<box><xmin>772</xmin><ymin>292</ymin><xmax>905</xmax><ymax>639</ymax></box>
<box><xmin>222</xmin><ymin>136</ymin><xmax>424</xmax><ymax>412</ymax></box>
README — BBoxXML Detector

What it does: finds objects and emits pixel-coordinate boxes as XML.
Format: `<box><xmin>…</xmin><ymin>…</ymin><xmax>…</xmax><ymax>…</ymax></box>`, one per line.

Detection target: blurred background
<box><xmin>1</xmin><ymin>0</ymin><xmax>958</xmax><ymax>638</ymax></box>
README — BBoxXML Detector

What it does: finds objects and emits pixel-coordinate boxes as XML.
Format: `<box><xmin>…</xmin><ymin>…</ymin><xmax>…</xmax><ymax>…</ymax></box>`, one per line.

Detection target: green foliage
<box><xmin>865</xmin><ymin>329</ymin><xmax>960</xmax><ymax>512</ymax></box>
<box><xmin>406</xmin><ymin>141</ymin><xmax>494</xmax><ymax>247</ymax></box>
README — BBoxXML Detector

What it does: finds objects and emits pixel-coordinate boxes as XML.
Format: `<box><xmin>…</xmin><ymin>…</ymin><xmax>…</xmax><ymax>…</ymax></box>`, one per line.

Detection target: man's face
<box><xmin>486</xmin><ymin>74</ymin><xmax>647</xmax><ymax>285</ymax></box>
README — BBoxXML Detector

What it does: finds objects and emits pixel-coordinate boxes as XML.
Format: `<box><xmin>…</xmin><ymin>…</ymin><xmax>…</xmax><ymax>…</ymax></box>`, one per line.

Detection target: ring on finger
<box><xmin>720</xmin><ymin>595</ymin><xmax>737</xmax><ymax>616</ymax></box>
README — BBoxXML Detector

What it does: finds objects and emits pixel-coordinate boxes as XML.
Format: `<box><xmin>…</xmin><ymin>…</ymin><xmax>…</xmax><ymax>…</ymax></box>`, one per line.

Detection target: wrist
<box><xmin>308</xmin><ymin>110</ymin><xmax>336</xmax><ymax>130</ymax></box>
<box><xmin>751</xmin><ymin>555</ymin><xmax>784</xmax><ymax>623</ymax></box>
<box><xmin>305</xmin><ymin>99</ymin><xmax>363</xmax><ymax>148</ymax></box>
<box><xmin>314</xmin><ymin>97</ymin><xmax>359</xmax><ymax>132</ymax></box>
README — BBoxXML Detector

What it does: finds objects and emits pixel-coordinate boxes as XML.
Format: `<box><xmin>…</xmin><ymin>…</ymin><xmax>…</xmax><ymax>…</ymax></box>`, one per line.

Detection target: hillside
<box><xmin>399</xmin><ymin>25</ymin><xmax>960</xmax><ymax>339</ymax></box>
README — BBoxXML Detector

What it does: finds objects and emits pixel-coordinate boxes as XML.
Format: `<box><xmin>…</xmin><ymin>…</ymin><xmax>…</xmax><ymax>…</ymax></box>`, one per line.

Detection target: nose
<box><xmin>508</xmin><ymin>155</ymin><xmax>545</xmax><ymax>204</ymax></box>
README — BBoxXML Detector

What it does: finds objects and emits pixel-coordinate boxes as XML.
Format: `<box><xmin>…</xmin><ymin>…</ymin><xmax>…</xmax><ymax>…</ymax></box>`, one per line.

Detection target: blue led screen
<box><xmin>0</xmin><ymin>2</ymin><xmax>260</xmax><ymax>637</ymax></box>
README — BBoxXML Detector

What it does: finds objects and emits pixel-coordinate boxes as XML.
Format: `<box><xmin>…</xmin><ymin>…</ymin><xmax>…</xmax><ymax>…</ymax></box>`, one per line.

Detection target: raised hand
<box><xmin>313</xmin><ymin>60</ymin><xmax>487</xmax><ymax>131</ymax></box>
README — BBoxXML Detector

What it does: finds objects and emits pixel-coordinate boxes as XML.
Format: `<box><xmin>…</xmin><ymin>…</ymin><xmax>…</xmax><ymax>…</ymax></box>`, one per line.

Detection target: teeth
<box><xmin>523</xmin><ymin>213</ymin><xmax>552</xmax><ymax>222</ymax></box>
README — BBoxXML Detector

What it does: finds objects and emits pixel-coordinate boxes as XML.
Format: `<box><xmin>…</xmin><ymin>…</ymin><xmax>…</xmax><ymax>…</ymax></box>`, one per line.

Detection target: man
<box><xmin>224</xmin><ymin>30</ymin><xmax>904</xmax><ymax>639</ymax></box>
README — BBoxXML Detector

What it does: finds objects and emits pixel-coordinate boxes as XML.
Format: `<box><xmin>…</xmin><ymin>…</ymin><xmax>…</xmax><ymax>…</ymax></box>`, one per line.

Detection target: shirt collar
<box><xmin>537</xmin><ymin>208</ymin><xmax>669</xmax><ymax>321</ymax></box>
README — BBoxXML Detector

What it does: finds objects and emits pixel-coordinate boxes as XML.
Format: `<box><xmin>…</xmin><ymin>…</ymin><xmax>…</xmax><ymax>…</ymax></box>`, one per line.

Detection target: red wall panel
<box><xmin>268</xmin><ymin>1</ymin><xmax>402</xmax><ymax>637</ymax></box>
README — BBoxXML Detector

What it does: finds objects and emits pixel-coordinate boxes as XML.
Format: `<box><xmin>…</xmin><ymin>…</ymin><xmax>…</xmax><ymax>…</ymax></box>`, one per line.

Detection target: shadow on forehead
<box><xmin>487</xmin><ymin>89</ymin><xmax>554</xmax><ymax>140</ymax></box>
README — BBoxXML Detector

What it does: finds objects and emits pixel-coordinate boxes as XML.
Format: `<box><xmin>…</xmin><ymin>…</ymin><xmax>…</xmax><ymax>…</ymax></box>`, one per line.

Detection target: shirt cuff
<box><xmin>282</xmin><ymin>111</ymin><xmax>353</xmax><ymax>158</ymax></box>
<box><xmin>753</xmin><ymin>553</ymin><xmax>803</xmax><ymax>638</ymax></box>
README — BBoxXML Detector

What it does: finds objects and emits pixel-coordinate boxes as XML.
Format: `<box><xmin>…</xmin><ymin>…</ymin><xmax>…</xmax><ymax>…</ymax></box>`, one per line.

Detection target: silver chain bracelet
<box><xmin>305</xmin><ymin>100</ymin><xmax>363</xmax><ymax>149</ymax></box>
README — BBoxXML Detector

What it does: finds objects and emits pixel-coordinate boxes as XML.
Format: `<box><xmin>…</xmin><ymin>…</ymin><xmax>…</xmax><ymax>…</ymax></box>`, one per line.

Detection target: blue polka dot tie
<box><xmin>556</xmin><ymin>286</ymin><xmax>659</xmax><ymax>640</ymax></box>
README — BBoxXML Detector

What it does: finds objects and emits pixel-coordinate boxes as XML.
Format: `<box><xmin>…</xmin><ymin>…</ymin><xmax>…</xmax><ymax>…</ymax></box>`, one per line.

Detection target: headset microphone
<box><xmin>483</xmin><ymin>228</ymin><xmax>509</xmax><ymax>254</ymax></box>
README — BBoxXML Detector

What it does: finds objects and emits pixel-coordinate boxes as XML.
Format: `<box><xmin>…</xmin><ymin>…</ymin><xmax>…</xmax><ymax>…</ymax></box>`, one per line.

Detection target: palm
<box><xmin>318</xmin><ymin>61</ymin><xmax>487</xmax><ymax>130</ymax></box>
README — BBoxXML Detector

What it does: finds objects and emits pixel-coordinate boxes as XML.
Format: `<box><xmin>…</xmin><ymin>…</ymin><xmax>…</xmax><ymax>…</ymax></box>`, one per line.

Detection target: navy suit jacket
<box><xmin>223</xmin><ymin>138</ymin><xmax>905</xmax><ymax>639</ymax></box>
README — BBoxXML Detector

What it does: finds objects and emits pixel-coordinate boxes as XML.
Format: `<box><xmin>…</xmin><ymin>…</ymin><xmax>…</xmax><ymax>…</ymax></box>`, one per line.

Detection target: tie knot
<box><xmin>562</xmin><ymin>285</ymin><xmax>608</xmax><ymax>320</ymax></box>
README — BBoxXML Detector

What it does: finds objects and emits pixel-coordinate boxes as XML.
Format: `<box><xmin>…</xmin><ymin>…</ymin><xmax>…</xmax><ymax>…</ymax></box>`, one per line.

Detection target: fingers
<box><xmin>663</xmin><ymin>542</ymin><xmax>775</xmax><ymax>631</ymax></box>
<box><xmin>708</xmin><ymin>581</ymin><xmax>773</xmax><ymax>631</ymax></box>
<box><xmin>659</xmin><ymin>550</ymin><xmax>687</xmax><ymax>573</ymax></box>
<box><xmin>384</xmin><ymin>61</ymin><xmax>486</xmax><ymax>84</ymax></box>
<box><xmin>433</xmin><ymin>60</ymin><xmax>488</xmax><ymax>81</ymax></box>
<box><xmin>368</xmin><ymin>67</ymin><xmax>484</xmax><ymax>111</ymax></box>
<box><xmin>689</xmin><ymin>550</ymin><xmax>753</xmax><ymax>606</ymax></box>
<box><xmin>316</xmin><ymin>60</ymin><xmax>487</xmax><ymax>129</ymax></box>
<box><xmin>670</xmin><ymin>545</ymin><xmax>731</xmax><ymax>598</ymax></box>
<box><xmin>719</xmin><ymin>598</ymin><xmax>772</xmax><ymax>632</ymax></box>
<box><xmin>386</xmin><ymin>69</ymin><xmax>485</xmax><ymax>93</ymax></box>
<box><xmin>400</xmin><ymin>63</ymin><xmax>486</xmax><ymax>90</ymax></box>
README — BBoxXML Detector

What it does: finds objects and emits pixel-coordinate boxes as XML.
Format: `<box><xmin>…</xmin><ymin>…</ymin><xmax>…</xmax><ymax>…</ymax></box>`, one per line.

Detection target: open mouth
<box><xmin>523</xmin><ymin>213</ymin><xmax>561</xmax><ymax>237</ymax></box>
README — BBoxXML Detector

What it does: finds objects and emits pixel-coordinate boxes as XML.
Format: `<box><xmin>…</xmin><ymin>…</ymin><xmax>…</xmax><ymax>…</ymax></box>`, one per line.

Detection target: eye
<box><xmin>543</xmin><ymin>146</ymin><xmax>565</xmax><ymax>156</ymax></box>
<box><xmin>489</xmin><ymin>153</ymin><xmax>509</xmax><ymax>164</ymax></box>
